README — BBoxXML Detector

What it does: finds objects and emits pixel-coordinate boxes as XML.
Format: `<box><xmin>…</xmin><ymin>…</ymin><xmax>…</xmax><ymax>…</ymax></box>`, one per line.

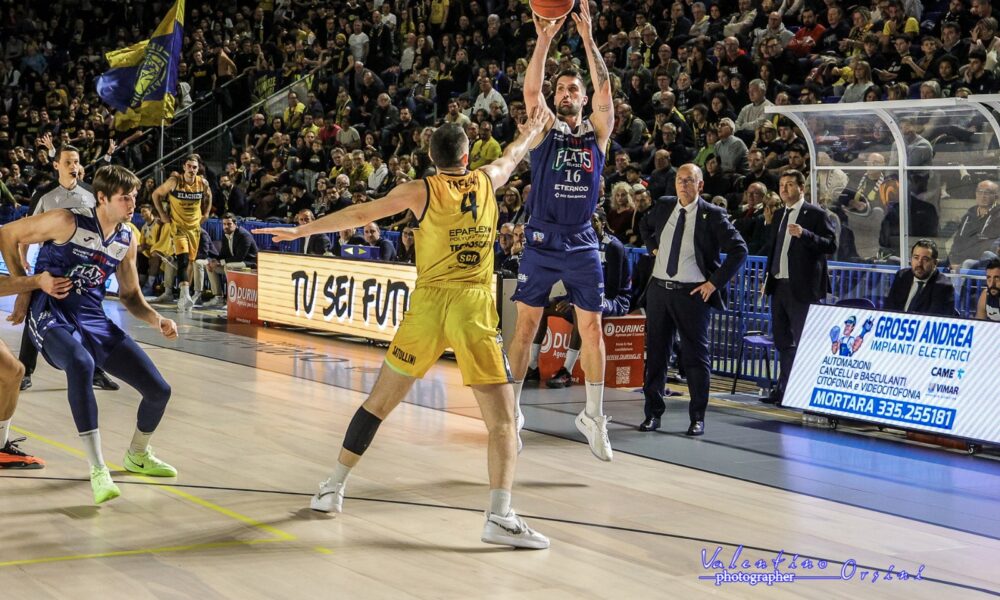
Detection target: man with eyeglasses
<box><xmin>885</xmin><ymin>239</ymin><xmax>957</xmax><ymax>316</ymax></box>
<box><xmin>638</xmin><ymin>164</ymin><xmax>747</xmax><ymax>436</ymax></box>
<box><xmin>948</xmin><ymin>180</ymin><xmax>1000</xmax><ymax>269</ymax></box>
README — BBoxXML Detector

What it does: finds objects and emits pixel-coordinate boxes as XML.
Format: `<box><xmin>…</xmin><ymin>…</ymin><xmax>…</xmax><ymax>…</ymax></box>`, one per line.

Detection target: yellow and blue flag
<box><xmin>96</xmin><ymin>0</ymin><xmax>185</xmax><ymax>130</ymax></box>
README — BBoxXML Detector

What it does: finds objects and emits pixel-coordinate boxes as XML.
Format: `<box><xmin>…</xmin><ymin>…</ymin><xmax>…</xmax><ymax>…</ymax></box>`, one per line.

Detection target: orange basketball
<box><xmin>530</xmin><ymin>0</ymin><xmax>575</xmax><ymax>20</ymax></box>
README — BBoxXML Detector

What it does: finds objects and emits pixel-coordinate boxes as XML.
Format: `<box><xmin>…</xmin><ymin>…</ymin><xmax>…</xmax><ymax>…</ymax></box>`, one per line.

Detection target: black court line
<box><xmin>0</xmin><ymin>474</ymin><xmax>995</xmax><ymax>597</ymax></box>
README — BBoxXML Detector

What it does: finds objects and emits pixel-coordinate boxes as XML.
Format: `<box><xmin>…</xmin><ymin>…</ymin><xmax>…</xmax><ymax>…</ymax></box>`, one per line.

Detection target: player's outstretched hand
<box><xmin>158</xmin><ymin>316</ymin><xmax>178</xmax><ymax>340</ymax></box>
<box><xmin>6</xmin><ymin>292</ymin><xmax>30</xmax><ymax>325</ymax></box>
<box><xmin>533</xmin><ymin>13</ymin><xmax>566</xmax><ymax>40</ymax></box>
<box><xmin>252</xmin><ymin>226</ymin><xmax>302</xmax><ymax>243</ymax></box>
<box><xmin>38</xmin><ymin>272</ymin><xmax>73</xmax><ymax>299</ymax></box>
<box><xmin>518</xmin><ymin>106</ymin><xmax>548</xmax><ymax>136</ymax></box>
<box><xmin>572</xmin><ymin>0</ymin><xmax>593</xmax><ymax>37</ymax></box>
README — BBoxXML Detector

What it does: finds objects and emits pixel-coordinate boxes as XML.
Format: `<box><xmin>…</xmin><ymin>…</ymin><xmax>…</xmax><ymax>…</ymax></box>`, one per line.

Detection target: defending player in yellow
<box><xmin>254</xmin><ymin>108</ymin><xmax>549</xmax><ymax>549</ymax></box>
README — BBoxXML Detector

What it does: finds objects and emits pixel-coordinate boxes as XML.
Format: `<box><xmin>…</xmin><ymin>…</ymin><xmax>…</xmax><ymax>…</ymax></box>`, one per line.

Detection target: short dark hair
<box><xmin>780</xmin><ymin>169</ymin><xmax>806</xmax><ymax>187</ymax></box>
<box><xmin>429</xmin><ymin>123</ymin><xmax>468</xmax><ymax>169</ymax></box>
<box><xmin>222</xmin><ymin>212</ymin><xmax>238</xmax><ymax>222</ymax></box>
<box><xmin>986</xmin><ymin>258</ymin><xmax>1000</xmax><ymax>271</ymax></box>
<box><xmin>911</xmin><ymin>238</ymin><xmax>939</xmax><ymax>260</ymax></box>
<box><xmin>93</xmin><ymin>165</ymin><xmax>140</xmax><ymax>202</ymax></box>
<box><xmin>185</xmin><ymin>153</ymin><xmax>202</xmax><ymax>166</ymax></box>
<box><xmin>555</xmin><ymin>68</ymin><xmax>584</xmax><ymax>87</ymax></box>
<box><xmin>55</xmin><ymin>145</ymin><xmax>80</xmax><ymax>161</ymax></box>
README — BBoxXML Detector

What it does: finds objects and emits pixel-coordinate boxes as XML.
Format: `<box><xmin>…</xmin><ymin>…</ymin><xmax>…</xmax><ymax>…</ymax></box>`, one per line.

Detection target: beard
<box><xmin>990</xmin><ymin>286</ymin><xmax>1000</xmax><ymax>296</ymax></box>
<box><xmin>557</xmin><ymin>102</ymin><xmax>581</xmax><ymax>117</ymax></box>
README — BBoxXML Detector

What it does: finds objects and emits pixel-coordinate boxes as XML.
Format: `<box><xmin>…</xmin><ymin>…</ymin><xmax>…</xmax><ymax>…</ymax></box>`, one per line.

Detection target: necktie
<box><xmin>666</xmin><ymin>206</ymin><xmax>686</xmax><ymax>278</ymax></box>
<box><xmin>771</xmin><ymin>209</ymin><xmax>789</xmax><ymax>276</ymax></box>
<box><xmin>906</xmin><ymin>280</ymin><xmax>925</xmax><ymax>311</ymax></box>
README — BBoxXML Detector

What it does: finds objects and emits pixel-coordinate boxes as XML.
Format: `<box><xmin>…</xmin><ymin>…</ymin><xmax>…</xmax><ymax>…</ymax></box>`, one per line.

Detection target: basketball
<box><xmin>530</xmin><ymin>0</ymin><xmax>575</xmax><ymax>20</ymax></box>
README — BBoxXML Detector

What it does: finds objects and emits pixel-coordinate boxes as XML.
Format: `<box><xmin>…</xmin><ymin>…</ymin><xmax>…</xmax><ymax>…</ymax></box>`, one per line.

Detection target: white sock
<box><xmin>512</xmin><ymin>379</ymin><xmax>524</xmax><ymax>404</ymax></box>
<box><xmin>489</xmin><ymin>488</ymin><xmax>512</xmax><ymax>516</ymax></box>
<box><xmin>564</xmin><ymin>348</ymin><xmax>580</xmax><ymax>372</ymax></box>
<box><xmin>179</xmin><ymin>283</ymin><xmax>191</xmax><ymax>299</ymax></box>
<box><xmin>585</xmin><ymin>381</ymin><xmax>605</xmax><ymax>418</ymax></box>
<box><xmin>527</xmin><ymin>343</ymin><xmax>541</xmax><ymax>369</ymax></box>
<box><xmin>129</xmin><ymin>429</ymin><xmax>153</xmax><ymax>454</ymax></box>
<box><xmin>326</xmin><ymin>461</ymin><xmax>352</xmax><ymax>488</ymax></box>
<box><xmin>0</xmin><ymin>418</ymin><xmax>10</xmax><ymax>447</ymax></box>
<box><xmin>79</xmin><ymin>429</ymin><xmax>106</xmax><ymax>468</ymax></box>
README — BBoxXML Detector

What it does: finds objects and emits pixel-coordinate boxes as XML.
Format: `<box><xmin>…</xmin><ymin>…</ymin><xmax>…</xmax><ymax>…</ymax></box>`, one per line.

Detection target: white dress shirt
<box><xmin>652</xmin><ymin>200</ymin><xmax>705</xmax><ymax>282</ymax></box>
<box><xmin>776</xmin><ymin>197</ymin><xmax>805</xmax><ymax>279</ymax></box>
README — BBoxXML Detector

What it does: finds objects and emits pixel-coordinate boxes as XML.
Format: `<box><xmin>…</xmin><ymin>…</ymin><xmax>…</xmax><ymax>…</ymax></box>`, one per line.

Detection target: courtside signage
<box><xmin>783</xmin><ymin>304</ymin><xmax>998</xmax><ymax>444</ymax></box>
<box><xmin>257</xmin><ymin>252</ymin><xmax>418</xmax><ymax>342</ymax></box>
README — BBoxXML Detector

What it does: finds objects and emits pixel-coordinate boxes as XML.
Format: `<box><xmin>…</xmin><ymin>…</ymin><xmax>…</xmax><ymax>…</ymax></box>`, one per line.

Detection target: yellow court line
<box><xmin>0</xmin><ymin>538</ymin><xmax>285</xmax><ymax>569</ymax></box>
<box><xmin>12</xmin><ymin>426</ymin><xmax>297</xmax><ymax>542</ymax></box>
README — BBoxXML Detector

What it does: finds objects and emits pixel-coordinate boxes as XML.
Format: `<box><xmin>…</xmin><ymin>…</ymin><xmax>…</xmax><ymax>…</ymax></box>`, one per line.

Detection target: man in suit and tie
<box><xmin>203</xmin><ymin>213</ymin><xmax>259</xmax><ymax>306</ymax></box>
<box><xmin>762</xmin><ymin>169</ymin><xmax>837</xmax><ymax>406</ymax></box>
<box><xmin>638</xmin><ymin>163</ymin><xmax>748</xmax><ymax>436</ymax></box>
<box><xmin>296</xmin><ymin>209</ymin><xmax>332</xmax><ymax>255</ymax></box>
<box><xmin>885</xmin><ymin>239</ymin><xmax>957</xmax><ymax>316</ymax></box>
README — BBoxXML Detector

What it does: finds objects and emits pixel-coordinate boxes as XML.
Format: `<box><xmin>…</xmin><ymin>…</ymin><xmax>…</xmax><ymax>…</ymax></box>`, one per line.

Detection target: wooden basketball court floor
<box><xmin>1</xmin><ymin>299</ymin><xmax>998</xmax><ymax>598</ymax></box>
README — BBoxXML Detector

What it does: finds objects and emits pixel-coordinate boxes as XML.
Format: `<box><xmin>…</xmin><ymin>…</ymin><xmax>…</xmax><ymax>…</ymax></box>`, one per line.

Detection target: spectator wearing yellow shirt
<box><xmin>348</xmin><ymin>150</ymin><xmax>373</xmax><ymax>187</ymax></box>
<box><xmin>470</xmin><ymin>121</ymin><xmax>502</xmax><ymax>170</ymax></box>
<box><xmin>283</xmin><ymin>91</ymin><xmax>307</xmax><ymax>131</ymax></box>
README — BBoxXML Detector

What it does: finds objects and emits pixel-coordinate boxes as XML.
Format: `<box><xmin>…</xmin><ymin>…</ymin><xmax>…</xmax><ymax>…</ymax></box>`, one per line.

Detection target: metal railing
<box><xmin>140</xmin><ymin>69</ymin><xmax>318</xmax><ymax>182</ymax></box>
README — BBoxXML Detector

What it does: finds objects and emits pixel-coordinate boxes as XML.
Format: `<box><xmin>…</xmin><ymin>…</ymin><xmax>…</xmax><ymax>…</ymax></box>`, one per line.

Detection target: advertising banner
<box><xmin>226</xmin><ymin>270</ymin><xmax>260</xmax><ymax>325</ymax></box>
<box><xmin>537</xmin><ymin>315</ymin><xmax>645</xmax><ymax>389</ymax></box>
<box><xmin>783</xmin><ymin>304</ymin><xmax>998</xmax><ymax>444</ymax></box>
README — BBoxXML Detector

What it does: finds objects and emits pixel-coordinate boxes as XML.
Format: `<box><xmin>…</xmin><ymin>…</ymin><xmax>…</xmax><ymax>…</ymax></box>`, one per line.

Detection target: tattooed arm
<box><xmin>573</xmin><ymin>1</ymin><xmax>614</xmax><ymax>147</ymax></box>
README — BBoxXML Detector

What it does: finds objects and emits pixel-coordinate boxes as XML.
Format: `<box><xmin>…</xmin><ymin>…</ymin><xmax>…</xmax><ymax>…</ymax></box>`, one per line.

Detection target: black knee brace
<box><xmin>342</xmin><ymin>407</ymin><xmax>383</xmax><ymax>455</ymax></box>
<box><xmin>176</xmin><ymin>253</ymin><xmax>190</xmax><ymax>283</ymax></box>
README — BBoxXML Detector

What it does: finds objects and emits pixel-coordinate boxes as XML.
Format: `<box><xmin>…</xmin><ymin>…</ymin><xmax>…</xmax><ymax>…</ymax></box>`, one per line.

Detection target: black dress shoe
<box><xmin>92</xmin><ymin>370</ymin><xmax>120</xmax><ymax>391</ymax></box>
<box><xmin>638</xmin><ymin>417</ymin><xmax>661</xmax><ymax>432</ymax></box>
<box><xmin>686</xmin><ymin>420</ymin><xmax>705</xmax><ymax>436</ymax></box>
<box><xmin>19</xmin><ymin>376</ymin><xmax>31</xmax><ymax>391</ymax></box>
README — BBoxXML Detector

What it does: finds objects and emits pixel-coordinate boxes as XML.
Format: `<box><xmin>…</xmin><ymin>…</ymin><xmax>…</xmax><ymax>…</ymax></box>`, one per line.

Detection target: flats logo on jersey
<box><xmin>552</xmin><ymin>147</ymin><xmax>595</xmax><ymax>173</ymax></box>
<box><xmin>67</xmin><ymin>264</ymin><xmax>106</xmax><ymax>289</ymax></box>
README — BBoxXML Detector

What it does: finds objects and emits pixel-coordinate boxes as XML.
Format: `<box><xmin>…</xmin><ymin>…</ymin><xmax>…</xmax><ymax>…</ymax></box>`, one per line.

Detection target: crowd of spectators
<box><xmin>3</xmin><ymin>0</ymin><xmax>1000</xmax><ymax>270</ymax></box>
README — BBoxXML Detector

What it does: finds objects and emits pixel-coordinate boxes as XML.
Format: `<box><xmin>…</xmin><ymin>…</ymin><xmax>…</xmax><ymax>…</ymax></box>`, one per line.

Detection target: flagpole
<box><xmin>157</xmin><ymin>118</ymin><xmax>165</xmax><ymax>183</ymax></box>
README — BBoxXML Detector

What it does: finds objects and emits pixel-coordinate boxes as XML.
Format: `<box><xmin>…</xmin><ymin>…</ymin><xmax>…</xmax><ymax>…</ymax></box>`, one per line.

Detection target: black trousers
<box><xmin>642</xmin><ymin>280</ymin><xmax>712</xmax><ymax>422</ymax></box>
<box><xmin>769</xmin><ymin>279</ymin><xmax>811</xmax><ymax>394</ymax></box>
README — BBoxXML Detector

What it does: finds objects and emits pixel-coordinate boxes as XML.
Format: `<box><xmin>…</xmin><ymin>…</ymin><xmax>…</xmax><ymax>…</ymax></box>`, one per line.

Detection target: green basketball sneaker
<box><xmin>124</xmin><ymin>447</ymin><xmax>178</xmax><ymax>477</ymax></box>
<box><xmin>91</xmin><ymin>465</ymin><xmax>121</xmax><ymax>504</ymax></box>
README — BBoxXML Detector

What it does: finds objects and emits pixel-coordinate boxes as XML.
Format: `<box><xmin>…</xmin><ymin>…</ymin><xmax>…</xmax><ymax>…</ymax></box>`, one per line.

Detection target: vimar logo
<box><xmin>830</xmin><ymin>315</ymin><xmax>873</xmax><ymax>357</ymax></box>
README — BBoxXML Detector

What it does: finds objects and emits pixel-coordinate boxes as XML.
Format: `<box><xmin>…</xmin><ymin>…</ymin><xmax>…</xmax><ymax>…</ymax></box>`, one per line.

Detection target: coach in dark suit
<box><xmin>762</xmin><ymin>169</ymin><xmax>837</xmax><ymax>406</ymax></box>
<box><xmin>885</xmin><ymin>239</ymin><xmax>957</xmax><ymax>316</ymax></box>
<box><xmin>638</xmin><ymin>163</ymin><xmax>748</xmax><ymax>436</ymax></box>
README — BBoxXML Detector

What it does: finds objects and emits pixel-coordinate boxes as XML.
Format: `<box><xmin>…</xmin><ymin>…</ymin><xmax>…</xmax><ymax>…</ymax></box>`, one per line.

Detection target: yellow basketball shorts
<box><xmin>172</xmin><ymin>224</ymin><xmax>200</xmax><ymax>259</ymax></box>
<box><xmin>385</xmin><ymin>285</ymin><xmax>512</xmax><ymax>386</ymax></box>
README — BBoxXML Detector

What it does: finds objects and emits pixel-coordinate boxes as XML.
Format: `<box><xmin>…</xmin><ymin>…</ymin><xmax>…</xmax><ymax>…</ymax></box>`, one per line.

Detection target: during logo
<box><xmin>603</xmin><ymin>322</ymin><xmax>615</xmax><ymax>336</ymax></box>
<box><xmin>227</xmin><ymin>280</ymin><xmax>238</xmax><ymax>299</ymax></box>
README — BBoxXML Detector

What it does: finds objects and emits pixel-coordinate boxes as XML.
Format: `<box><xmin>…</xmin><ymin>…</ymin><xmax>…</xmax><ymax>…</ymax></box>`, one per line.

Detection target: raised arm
<box><xmin>253</xmin><ymin>180</ymin><xmax>427</xmax><ymax>243</ymax></box>
<box><xmin>573</xmin><ymin>1</ymin><xmax>614</xmax><ymax>147</ymax></box>
<box><xmin>480</xmin><ymin>107</ymin><xmax>548</xmax><ymax>189</ymax></box>
<box><xmin>524</xmin><ymin>15</ymin><xmax>563</xmax><ymax>127</ymax></box>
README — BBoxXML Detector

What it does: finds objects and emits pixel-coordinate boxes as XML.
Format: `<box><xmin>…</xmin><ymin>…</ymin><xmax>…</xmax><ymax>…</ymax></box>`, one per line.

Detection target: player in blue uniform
<box><xmin>507</xmin><ymin>3</ymin><xmax>616</xmax><ymax>461</ymax></box>
<box><xmin>0</xmin><ymin>165</ymin><xmax>180</xmax><ymax>504</ymax></box>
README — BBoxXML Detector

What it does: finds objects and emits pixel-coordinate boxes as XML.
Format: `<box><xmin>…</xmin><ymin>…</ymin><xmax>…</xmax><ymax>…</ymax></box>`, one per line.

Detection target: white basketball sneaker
<box><xmin>481</xmin><ymin>510</ymin><xmax>549</xmax><ymax>549</ymax></box>
<box><xmin>310</xmin><ymin>478</ymin><xmax>345</xmax><ymax>513</ymax></box>
<box><xmin>514</xmin><ymin>405</ymin><xmax>524</xmax><ymax>454</ymax></box>
<box><xmin>575</xmin><ymin>410</ymin><xmax>613</xmax><ymax>462</ymax></box>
